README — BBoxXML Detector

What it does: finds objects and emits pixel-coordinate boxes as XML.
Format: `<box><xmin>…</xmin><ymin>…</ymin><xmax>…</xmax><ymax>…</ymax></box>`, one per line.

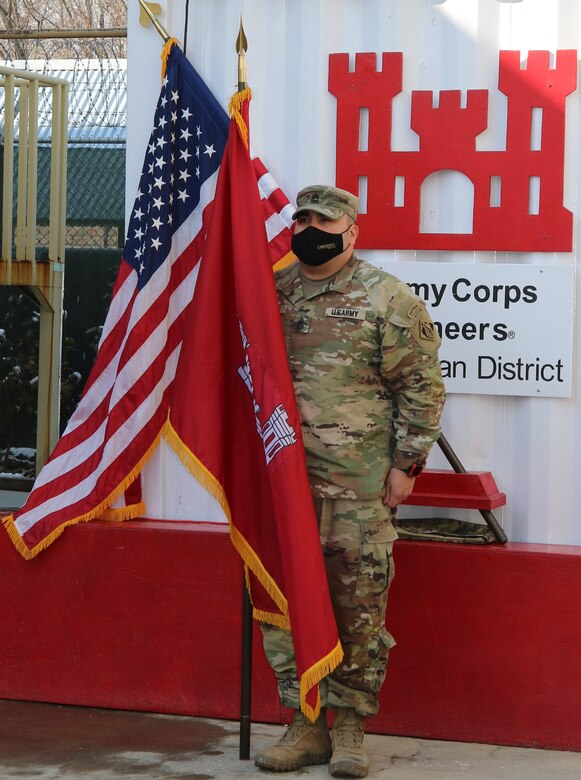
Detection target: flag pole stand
<box><xmin>239</xmin><ymin>574</ymin><xmax>253</xmax><ymax>759</ymax></box>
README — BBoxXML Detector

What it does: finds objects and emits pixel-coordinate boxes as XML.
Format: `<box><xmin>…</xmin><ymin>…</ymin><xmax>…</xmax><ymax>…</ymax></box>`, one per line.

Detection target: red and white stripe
<box><xmin>11</xmin><ymin>164</ymin><xmax>293</xmax><ymax>552</ymax></box>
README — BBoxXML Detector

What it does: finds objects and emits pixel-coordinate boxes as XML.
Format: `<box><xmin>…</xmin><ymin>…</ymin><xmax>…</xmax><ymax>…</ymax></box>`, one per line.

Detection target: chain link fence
<box><xmin>0</xmin><ymin>28</ymin><xmax>128</xmax><ymax>484</ymax></box>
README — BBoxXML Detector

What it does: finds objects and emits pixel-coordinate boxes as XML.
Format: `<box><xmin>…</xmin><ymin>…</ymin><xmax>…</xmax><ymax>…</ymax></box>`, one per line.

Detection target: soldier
<box><xmin>254</xmin><ymin>185</ymin><xmax>446</xmax><ymax>778</ymax></box>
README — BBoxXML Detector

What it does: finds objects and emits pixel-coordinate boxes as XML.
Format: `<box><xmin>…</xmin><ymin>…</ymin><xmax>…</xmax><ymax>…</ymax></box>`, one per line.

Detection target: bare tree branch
<box><xmin>0</xmin><ymin>0</ymin><xmax>127</xmax><ymax>59</ymax></box>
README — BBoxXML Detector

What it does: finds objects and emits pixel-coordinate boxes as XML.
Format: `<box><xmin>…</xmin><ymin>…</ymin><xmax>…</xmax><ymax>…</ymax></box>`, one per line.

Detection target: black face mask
<box><xmin>291</xmin><ymin>225</ymin><xmax>350</xmax><ymax>266</ymax></box>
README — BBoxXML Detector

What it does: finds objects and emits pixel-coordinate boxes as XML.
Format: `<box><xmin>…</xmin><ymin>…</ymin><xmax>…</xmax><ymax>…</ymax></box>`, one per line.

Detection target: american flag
<box><xmin>3</xmin><ymin>43</ymin><xmax>294</xmax><ymax>558</ymax></box>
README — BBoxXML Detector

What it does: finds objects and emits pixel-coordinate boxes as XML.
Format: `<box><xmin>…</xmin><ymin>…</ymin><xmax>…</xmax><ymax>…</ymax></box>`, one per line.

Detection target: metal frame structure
<box><xmin>0</xmin><ymin>65</ymin><xmax>68</xmax><ymax>472</ymax></box>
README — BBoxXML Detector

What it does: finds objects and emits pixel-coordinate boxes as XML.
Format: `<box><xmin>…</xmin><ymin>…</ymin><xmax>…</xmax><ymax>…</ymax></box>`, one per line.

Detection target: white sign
<box><xmin>378</xmin><ymin>262</ymin><xmax>574</xmax><ymax>398</ymax></box>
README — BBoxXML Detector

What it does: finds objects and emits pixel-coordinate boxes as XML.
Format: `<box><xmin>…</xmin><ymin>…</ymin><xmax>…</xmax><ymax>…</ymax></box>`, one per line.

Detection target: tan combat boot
<box><xmin>329</xmin><ymin>708</ymin><xmax>369</xmax><ymax>778</ymax></box>
<box><xmin>254</xmin><ymin>709</ymin><xmax>331</xmax><ymax>771</ymax></box>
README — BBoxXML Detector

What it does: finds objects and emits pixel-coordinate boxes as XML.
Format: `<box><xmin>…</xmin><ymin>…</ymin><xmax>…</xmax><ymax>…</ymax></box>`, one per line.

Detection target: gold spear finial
<box><xmin>236</xmin><ymin>15</ymin><xmax>248</xmax><ymax>91</ymax></box>
<box><xmin>138</xmin><ymin>0</ymin><xmax>171</xmax><ymax>42</ymax></box>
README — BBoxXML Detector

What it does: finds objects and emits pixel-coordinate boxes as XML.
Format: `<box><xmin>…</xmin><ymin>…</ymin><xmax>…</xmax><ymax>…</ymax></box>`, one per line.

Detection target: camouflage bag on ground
<box><xmin>396</xmin><ymin>517</ymin><xmax>496</xmax><ymax>544</ymax></box>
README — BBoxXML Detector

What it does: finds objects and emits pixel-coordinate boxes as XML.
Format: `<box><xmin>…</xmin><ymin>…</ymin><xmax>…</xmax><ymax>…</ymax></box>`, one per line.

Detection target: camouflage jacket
<box><xmin>275</xmin><ymin>255</ymin><xmax>446</xmax><ymax>499</ymax></box>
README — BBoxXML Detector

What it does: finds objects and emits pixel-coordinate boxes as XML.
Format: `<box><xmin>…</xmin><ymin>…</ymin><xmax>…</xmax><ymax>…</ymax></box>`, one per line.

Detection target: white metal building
<box><xmin>128</xmin><ymin>0</ymin><xmax>581</xmax><ymax>546</ymax></box>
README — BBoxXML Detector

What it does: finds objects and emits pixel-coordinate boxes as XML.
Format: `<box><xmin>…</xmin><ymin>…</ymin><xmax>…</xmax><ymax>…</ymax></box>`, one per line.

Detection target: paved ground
<box><xmin>0</xmin><ymin>700</ymin><xmax>579</xmax><ymax>780</ymax></box>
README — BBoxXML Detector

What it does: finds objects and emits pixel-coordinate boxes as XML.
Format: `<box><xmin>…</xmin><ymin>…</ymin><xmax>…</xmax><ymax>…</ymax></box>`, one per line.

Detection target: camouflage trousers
<box><xmin>260</xmin><ymin>496</ymin><xmax>397</xmax><ymax>717</ymax></box>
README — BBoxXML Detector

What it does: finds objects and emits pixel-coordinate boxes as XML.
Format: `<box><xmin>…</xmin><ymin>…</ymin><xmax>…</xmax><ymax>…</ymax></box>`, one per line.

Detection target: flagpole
<box><xmin>236</xmin><ymin>16</ymin><xmax>253</xmax><ymax>763</ymax></box>
<box><xmin>137</xmin><ymin>0</ymin><xmax>171</xmax><ymax>42</ymax></box>
<box><xmin>240</xmin><ymin>581</ymin><xmax>253</xmax><ymax>760</ymax></box>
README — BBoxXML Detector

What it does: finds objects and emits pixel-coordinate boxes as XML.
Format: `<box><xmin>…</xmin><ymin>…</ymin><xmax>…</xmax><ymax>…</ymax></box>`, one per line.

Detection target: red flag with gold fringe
<box><xmin>167</xmin><ymin>89</ymin><xmax>342</xmax><ymax>720</ymax></box>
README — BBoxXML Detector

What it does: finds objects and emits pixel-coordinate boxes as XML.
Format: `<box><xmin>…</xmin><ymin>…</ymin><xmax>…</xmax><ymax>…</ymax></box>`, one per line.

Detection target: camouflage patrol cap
<box><xmin>292</xmin><ymin>185</ymin><xmax>359</xmax><ymax>222</ymax></box>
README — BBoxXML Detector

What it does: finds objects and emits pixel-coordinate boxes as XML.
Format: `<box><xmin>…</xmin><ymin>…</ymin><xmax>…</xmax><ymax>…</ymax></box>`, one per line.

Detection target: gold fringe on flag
<box><xmin>163</xmin><ymin>416</ymin><xmax>291</xmax><ymax>630</ymax></box>
<box><xmin>163</xmin><ymin>416</ymin><xmax>342</xmax><ymax>720</ymax></box>
<box><xmin>161</xmin><ymin>37</ymin><xmax>179</xmax><ymax>79</ymax></box>
<box><xmin>242</xmin><ymin>563</ymin><xmax>290</xmax><ymax>629</ymax></box>
<box><xmin>227</xmin><ymin>88</ymin><xmax>298</xmax><ymax>277</ymax></box>
<box><xmin>228</xmin><ymin>88</ymin><xmax>253</xmax><ymax>149</ymax></box>
<box><xmin>273</xmin><ymin>251</ymin><xmax>297</xmax><ymax>273</ymax></box>
<box><xmin>100</xmin><ymin>501</ymin><xmax>146</xmax><ymax>522</ymax></box>
<box><xmin>1</xmin><ymin>429</ymin><xmax>163</xmax><ymax>559</ymax></box>
<box><xmin>300</xmin><ymin>639</ymin><xmax>344</xmax><ymax>722</ymax></box>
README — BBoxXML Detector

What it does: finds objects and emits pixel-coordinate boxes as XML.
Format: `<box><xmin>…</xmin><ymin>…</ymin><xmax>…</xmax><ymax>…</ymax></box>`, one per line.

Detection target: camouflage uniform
<box><xmin>261</xmin><ymin>252</ymin><xmax>445</xmax><ymax>716</ymax></box>
<box><xmin>261</xmin><ymin>496</ymin><xmax>397</xmax><ymax>717</ymax></box>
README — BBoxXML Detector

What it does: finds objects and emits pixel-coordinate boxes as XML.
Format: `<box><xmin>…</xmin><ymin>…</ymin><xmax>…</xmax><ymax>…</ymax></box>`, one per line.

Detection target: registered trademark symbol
<box><xmin>508</xmin><ymin>331</ymin><xmax>516</xmax><ymax>339</ymax></box>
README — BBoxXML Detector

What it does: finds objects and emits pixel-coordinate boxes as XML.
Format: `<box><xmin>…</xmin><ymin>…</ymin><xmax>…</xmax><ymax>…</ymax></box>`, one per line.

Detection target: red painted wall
<box><xmin>0</xmin><ymin>518</ymin><xmax>579</xmax><ymax>751</ymax></box>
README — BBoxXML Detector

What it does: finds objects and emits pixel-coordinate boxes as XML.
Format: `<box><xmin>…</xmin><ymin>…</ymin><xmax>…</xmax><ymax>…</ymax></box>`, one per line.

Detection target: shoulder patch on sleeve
<box><xmin>387</xmin><ymin>287</ymin><xmax>426</xmax><ymax>328</ymax></box>
<box><xmin>384</xmin><ymin>284</ymin><xmax>441</xmax><ymax>355</ymax></box>
<box><xmin>418</xmin><ymin>318</ymin><xmax>436</xmax><ymax>342</ymax></box>
<box><xmin>409</xmin><ymin>310</ymin><xmax>441</xmax><ymax>355</ymax></box>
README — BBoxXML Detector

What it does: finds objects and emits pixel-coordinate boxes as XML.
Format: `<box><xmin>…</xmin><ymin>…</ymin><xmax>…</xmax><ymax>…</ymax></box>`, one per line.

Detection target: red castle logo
<box><xmin>328</xmin><ymin>50</ymin><xmax>577</xmax><ymax>252</ymax></box>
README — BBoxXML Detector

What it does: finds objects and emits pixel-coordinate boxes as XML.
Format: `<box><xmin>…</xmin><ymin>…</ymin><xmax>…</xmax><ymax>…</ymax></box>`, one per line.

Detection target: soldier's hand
<box><xmin>383</xmin><ymin>468</ymin><xmax>416</xmax><ymax>508</ymax></box>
